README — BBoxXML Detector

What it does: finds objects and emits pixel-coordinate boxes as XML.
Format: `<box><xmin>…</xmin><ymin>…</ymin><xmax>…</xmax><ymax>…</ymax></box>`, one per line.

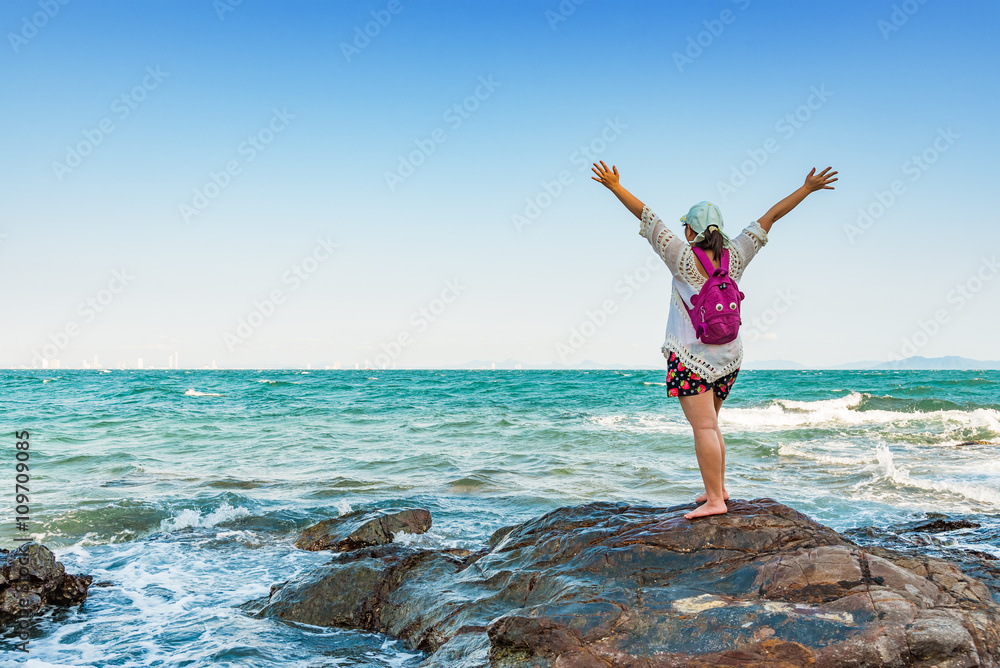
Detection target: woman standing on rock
<box><xmin>592</xmin><ymin>161</ymin><xmax>837</xmax><ymax>519</ymax></box>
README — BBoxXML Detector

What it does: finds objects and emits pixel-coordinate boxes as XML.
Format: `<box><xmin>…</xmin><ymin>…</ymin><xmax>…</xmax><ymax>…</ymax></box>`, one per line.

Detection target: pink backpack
<box><xmin>682</xmin><ymin>246</ymin><xmax>745</xmax><ymax>345</ymax></box>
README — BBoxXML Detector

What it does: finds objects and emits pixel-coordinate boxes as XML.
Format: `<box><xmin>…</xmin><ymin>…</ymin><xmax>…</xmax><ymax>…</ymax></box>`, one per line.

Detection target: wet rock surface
<box><xmin>252</xmin><ymin>499</ymin><xmax>1000</xmax><ymax>667</ymax></box>
<box><xmin>0</xmin><ymin>542</ymin><xmax>93</xmax><ymax>626</ymax></box>
<box><xmin>846</xmin><ymin>515</ymin><xmax>1000</xmax><ymax>606</ymax></box>
<box><xmin>294</xmin><ymin>506</ymin><xmax>432</xmax><ymax>552</ymax></box>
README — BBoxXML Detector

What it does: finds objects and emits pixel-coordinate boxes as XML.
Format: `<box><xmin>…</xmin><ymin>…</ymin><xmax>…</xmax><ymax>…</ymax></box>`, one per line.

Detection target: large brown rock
<box><xmin>253</xmin><ymin>499</ymin><xmax>1000</xmax><ymax>667</ymax></box>
<box><xmin>0</xmin><ymin>542</ymin><xmax>93</xmax><ymax>626</ymax></box>
<box><xmin>294</xmin><ymin>506</ymin><xmax>432</xmax><ymax>551</ymax></box>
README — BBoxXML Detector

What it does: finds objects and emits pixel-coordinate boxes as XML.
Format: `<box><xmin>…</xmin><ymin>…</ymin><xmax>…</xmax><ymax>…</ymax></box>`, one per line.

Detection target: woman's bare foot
<box><xmin>695</xmin><ymin>490</ymin><xmax>729</xmax><ymax>503</ymax></box>
<box><xmin>684</xmin><ymin>500</ymin><xmax>728</xmax><ymax>520</ymax></box>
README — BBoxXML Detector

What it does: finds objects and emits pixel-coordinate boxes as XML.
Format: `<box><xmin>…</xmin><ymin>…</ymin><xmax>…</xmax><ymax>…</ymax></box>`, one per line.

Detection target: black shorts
<box><xmin>665</xmin><ymin>350</ymin><xmax>739</xmax><ymax>401</ymax></box>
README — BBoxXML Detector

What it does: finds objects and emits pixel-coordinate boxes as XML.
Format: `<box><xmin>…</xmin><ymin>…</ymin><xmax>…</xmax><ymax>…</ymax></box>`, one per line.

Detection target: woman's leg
<box><xmin>695</xmin><ymin>392</ymin><xmax>729</xmax><ymax>503</ymax></box>
<box><xmin>678</xmin><ymin>390</ymin><xmax>728</xmax><ymax>519</ymax></box>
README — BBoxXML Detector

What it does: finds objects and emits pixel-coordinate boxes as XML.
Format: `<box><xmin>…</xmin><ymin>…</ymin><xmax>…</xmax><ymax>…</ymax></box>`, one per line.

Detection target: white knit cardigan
<box><xmin>638</xmin><ymin>204</ymin><xmax>769</xmax><ymax>382</ymax></box>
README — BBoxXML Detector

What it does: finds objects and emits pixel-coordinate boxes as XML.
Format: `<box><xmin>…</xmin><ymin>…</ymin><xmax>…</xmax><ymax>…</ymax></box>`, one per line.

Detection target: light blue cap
<box><xmin>680</xmin><ymin>201</ymin><xmax>729</xmax><ymax>244</ymax></box>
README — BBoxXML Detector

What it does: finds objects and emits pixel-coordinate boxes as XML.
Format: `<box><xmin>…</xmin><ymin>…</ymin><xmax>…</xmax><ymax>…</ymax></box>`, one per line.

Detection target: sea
<box><xmin>1</xmin><ymin>369</ymin><xmax>998</xmax><ymax>667</ymax></box>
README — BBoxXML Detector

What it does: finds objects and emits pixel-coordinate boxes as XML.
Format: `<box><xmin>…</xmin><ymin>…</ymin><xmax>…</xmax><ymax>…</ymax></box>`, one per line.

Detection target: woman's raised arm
<box><xmin>592</xmin><ymin>161</ymin><xmax>644</xmax><ymax>219</ymax></box>
<box><xmin>757</xmin><ymin>167</ymin><xmax>838</xmax><ymax>233</ymax></box>
<box><xmin>592</xmin><ymin>161</ymin><xmax>688</xmax><ymax>275</ymax></box>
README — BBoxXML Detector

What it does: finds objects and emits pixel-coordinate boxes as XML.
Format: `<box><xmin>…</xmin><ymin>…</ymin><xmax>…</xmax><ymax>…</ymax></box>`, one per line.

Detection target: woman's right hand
<box><xmin>591</xmin><ymin>161</ymin><xmax>621</xmax><ymax>190</ymax></box>
<box><xmin>804</xmin><ymin>166</ymin><xmax>838</xmax><ymax>192</ymax></box>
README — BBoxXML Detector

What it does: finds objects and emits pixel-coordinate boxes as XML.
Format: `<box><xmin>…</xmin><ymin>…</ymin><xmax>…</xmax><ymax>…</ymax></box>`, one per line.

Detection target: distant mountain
<box><xmin>738</xmin><ymin>356</ymin><xmax>1000</xmax><ymax>371</ymax></box>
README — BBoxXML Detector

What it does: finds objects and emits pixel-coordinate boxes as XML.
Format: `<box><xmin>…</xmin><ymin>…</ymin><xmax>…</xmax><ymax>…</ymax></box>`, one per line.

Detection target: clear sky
<box><xmin>2</xmin><ymin>0</ymin><xmax>998</xmax><ymax>369</ymax></box>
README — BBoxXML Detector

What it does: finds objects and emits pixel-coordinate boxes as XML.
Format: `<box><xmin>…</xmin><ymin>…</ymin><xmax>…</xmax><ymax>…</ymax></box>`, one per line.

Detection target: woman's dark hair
<box><xmin>695</xmin><ymin>226</ymin><xmax>725</xmax><ymax>262</ymax></box>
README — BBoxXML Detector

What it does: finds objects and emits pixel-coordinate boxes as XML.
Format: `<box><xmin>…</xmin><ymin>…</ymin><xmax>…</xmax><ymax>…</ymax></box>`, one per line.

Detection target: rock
<box><xmin>0</xmin><ymin>543</ymin><xmax>93</xmax><ymax>626</ymax></box>
<box><xmin>254</xmin><ymin>499</ymin><xmax>1000</xmax><ymax>666</ymax></box>
<box><xmin>294</xmin><ymin>507</ymin><xmax>432</xmax><ymax>552</ymax></box>
<box><xmin>845</xmin><ymin>521</ymin><xmax>1000</xmax><ymax>605</ymax></box>
<box><xmin>902</xmin><ymin>519</ymin><xmax>981</xmax><ymax>533</ymax></box>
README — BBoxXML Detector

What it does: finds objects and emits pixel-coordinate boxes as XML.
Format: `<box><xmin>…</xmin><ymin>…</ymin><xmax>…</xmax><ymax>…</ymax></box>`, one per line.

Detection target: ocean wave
<box><xmin>159</xmin><ymin>502</ymin><xmax>251</xmax><ymax>532</ymax></box>
<box><xmin>868</xmin><ymin>443</ymin><xmax>1000</xmax><ymax>508</ymax></box>
<box><xmin>720</xmin><ymin>392</ymin><xmax>1000</xmax><ymax>434</ymax></box>
<box><xmin>392</xmin><ymin>527</ymin><xmax>470</xmax><ymax>550</ymax></box>
<box><xmin>334</xmin><ymin>499</ymin><xmax>353</xmax><ymax>515</ymax></box>
<box><xmin>858</xmin><ymin>394</ymin><xmax>998</xmax><ymax>413</ymax></box>
<box><xmin>776</xmin><ymin>442</ymin><xmax>874</xmax><ymax>467</ymax></box>
<box><xmin>587</xmin><ymin>414</ymin><xmax>690</xmax><ymax>434</ymax></box>
<box><xmin>589</xmin><ymin>392</ymin><xmax>1000</xmax><ymax>444</ymax></box>
<box><xmin>184</xmin><ymin>388</ymin><xmax>223</xmax><ymax>397</ymax></box>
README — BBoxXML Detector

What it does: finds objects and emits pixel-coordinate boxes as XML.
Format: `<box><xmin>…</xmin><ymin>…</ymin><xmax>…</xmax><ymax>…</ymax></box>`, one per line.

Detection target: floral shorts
<box><xmin>665</xmin><ymin>350</ymin><xmax>739</xmax><ymax>400</ymax></box>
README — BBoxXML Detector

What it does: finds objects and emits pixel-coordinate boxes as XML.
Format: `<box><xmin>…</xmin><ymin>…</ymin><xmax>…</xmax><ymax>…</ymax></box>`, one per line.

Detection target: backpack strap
<box><xmin>681</xmin><ymin>246</ymin><xmax>733</xmax><ymax>340</ymax></box>
<box><xmin>691</xmin><ymin>246</ymin><xmax>727</xmax><ymax>277</ymax></box>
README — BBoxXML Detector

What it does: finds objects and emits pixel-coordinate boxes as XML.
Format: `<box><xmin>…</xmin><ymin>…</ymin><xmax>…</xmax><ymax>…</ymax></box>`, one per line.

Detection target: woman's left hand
<box><xmin>804</xmin><ymin>166</ymin><xmax>838</xmax><ymax>192</ymax></box>
<box><xmin>591</xmin><ymin>161</ymin><xmax>621</xmax><ymax>190</ymax></box>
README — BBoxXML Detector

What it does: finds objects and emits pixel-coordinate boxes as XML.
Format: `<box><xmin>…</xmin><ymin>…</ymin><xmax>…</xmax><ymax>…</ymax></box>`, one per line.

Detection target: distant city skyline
<box><xmin>2</xmin><ymin>1</ymin><xmax>998</xmax><ymax>369</ymax></box>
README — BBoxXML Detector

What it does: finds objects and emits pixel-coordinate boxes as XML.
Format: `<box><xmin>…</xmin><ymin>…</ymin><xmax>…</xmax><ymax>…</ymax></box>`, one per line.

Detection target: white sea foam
<box><xmin>869</xmin><ymin>443</ymin><xmax>1000</xmax><ymax>507</ymax></box>
<box><xmin>183</xmin><ymin>388</ymin><xmax>223</xmax><ymax>397</ymax></box>
<box><xmin>777</xmin><ymin>392</ymin><xmax>865</xmax><ymax>411</ymax></box>
<box><xmin>334</xmin><ymin>499</ymin><xmax>353</xmax><ymax>515</ymax></box>
<box><xmin>159</xmin><ymin>502</ymin><xmax>251</xmax><ymax>532</ymax></box>
<box><xmin>719</xmin><ymin>392</ymin><xmax>1000</xmax><ymax>433</ymax></box>
<box><xmin>587</xmin><ymin>414</ymin><xmax>690</xmax><ymax>434</ymax></box>
<box><xmin>55</xmin><ymin>543</ymin><xmax>93</xmax><ymax>560</ymax></box>
<box><xmin>590</xmin><ymin>393</ymin><xmax>999</xmax><ymax>438</ymax></box>
<box><xmin>776</xmin><ymin>442</ymin><xmax>874</xmax><ymax>467</ymax></box>
<box><xmin>211</xmin><ymin>529</ymin><xmax>266</xmax><ymax>548</ymax></box>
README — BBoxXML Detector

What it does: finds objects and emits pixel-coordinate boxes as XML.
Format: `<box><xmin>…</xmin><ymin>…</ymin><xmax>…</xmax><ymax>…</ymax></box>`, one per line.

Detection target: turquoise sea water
<box><xmin>1</xmin><ymin>369</ymin><xmax>999</xmax><ymax>666</ymax></box>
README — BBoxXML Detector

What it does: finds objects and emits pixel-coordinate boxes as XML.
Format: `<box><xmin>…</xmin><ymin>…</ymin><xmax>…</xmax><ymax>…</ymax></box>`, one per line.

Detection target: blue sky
<box><xmin>1</xmin><ymin>0</ymin><xmax>998</xmax><ymax>369</ymax></box>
